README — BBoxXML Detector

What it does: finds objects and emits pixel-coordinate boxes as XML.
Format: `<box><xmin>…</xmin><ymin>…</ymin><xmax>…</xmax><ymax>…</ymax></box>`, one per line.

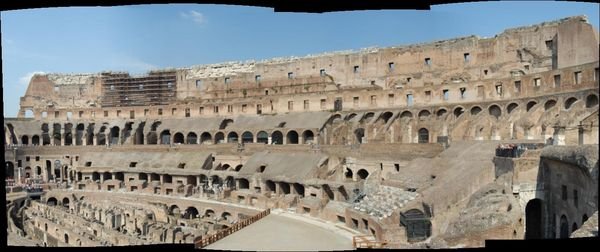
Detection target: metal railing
<box><xmin>194</xmin><ymin>208</ymin><xmax>271</xmax><ymax>249</ymax></box>
<box><xmin>352</xmin><ymin>235</ymin><xmax>387</xmax><ymax>248</ymax></box>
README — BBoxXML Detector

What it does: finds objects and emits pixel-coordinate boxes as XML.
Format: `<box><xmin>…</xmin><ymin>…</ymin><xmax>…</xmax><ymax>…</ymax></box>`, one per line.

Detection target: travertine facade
<box><xmin>5</xmin><ymin>16</ymin><xmax>599</xmax><ymax>248</ymax></box>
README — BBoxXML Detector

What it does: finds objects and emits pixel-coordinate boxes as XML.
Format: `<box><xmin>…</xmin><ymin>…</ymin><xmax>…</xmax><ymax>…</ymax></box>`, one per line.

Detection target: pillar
<box><xmin>298</xmin><ymin>136</ymin><xmax>304</xmax><ymax>145</ymax></box>
<box><xmin>60</xmin><ymin>129</ymin><xmax>65</xmax><ymax>146</ymax></box>
<box><xmin>267</xmin><ymin>137</ymin><xmax>272</xmax><ymax>145</ymax></box>
<box><xmin>552</xmin><ymin>126</ymin><xmax>565</xmax><ymax>145</ymax></box>
<box><xmin>160</xmin><ymin>174</ymin><xmax>164</xmax><ymax>184</ymax></box>
<box><xmin>93</xmin><ymin>135</ymin><xmax>98</xmax><ymax>146</ymax></box>
<box><xmin>82</xmin><ymin>134</ymin><xmax>87</xmax><ymax>146</ymax></box>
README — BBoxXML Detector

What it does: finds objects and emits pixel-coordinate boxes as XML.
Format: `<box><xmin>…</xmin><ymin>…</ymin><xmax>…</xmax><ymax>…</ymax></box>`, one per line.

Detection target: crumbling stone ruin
<box><xmin>5</xmin><ymin>16</ymin><xmax>599</xmax><ymax>248</ymax></box>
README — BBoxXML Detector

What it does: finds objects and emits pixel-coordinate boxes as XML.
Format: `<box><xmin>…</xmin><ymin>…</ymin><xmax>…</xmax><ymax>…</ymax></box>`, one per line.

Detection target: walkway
<box><xmin>206</xmin><ymin>210</ymin><xmax>356</xmax><ymax>251</ymax></box>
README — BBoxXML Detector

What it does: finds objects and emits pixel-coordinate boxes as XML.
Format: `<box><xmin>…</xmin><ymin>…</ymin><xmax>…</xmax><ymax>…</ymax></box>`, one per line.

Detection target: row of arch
<box><xmin>328</xmin><ymin>93</ymin><xmax>599</xmax><ymax>126</ymax></box>
<box><xmin>148</xmin><ymin>129</ymin><xmax>315</xmax><ymax>145</ymax></box>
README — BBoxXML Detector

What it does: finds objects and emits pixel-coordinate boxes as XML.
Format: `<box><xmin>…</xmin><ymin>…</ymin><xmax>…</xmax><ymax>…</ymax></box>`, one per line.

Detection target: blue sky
<box><xmin>2</xmin><ymin>2</ymin><xmax>599</xmax><ymax>117</ymax></box>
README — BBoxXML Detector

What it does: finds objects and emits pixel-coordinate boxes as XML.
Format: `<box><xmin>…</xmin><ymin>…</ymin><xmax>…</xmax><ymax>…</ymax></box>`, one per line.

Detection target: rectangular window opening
<box><xmin>463</xmin><ymin>53</ymin><xmax>470</xmax><ymax>62</ymax></box>
<box><xmin>443</xmin><ymin>89</ymin><xmax>449</xmax><ymax>100</ymax></box>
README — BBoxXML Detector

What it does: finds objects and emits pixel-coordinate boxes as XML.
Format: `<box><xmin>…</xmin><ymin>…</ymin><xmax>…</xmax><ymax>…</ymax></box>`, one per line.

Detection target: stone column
<box><xmin>60</xmin><ymin>129</ymin><xmax>66</xmax><ymax>146</ymax></box>
<box><xmin>82</xmin><ymin>134</ymin><xmax>87</xmax><ymax>146</ymax></box>
<box><xmin>298</xmin><ymin>136</ymin><xmax>304</xmax><ymax>145</ymax></box>
<box><xmin>267</xmin><ymin>137</ymin><xmax>272</xmax><ymax>145</ymax></box>
<box><xmin>93</xmin><ymin>135</ymin><xmax>98</xmax><ymax>146</ymax></box>
<box><xmin>253</xmin><ymin>134</ymin><xmax>257</xmax><ymax>143</ymax></box>
<box><xmin>160</xmin><ymin>174</ymin><xmax>164</xmax><ymax>184</ymax></box>
<box><xmin>552</xmin><ymin>126</ymin><xmax>566</xmax><ymax>145</ymax></box>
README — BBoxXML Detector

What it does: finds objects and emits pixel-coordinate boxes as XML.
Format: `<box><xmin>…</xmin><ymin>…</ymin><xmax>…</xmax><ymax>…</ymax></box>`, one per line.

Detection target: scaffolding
<box><xmin>100</xmin><ymin>71</ymin><xmax>177</xmax><ymax>107</ymax></box>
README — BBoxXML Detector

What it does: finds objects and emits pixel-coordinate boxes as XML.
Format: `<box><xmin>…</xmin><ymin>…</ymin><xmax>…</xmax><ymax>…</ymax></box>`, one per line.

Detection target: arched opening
<box><xmin>53</xmin><ymin>123</ymin><xmax>62</xmax><ymax>145</ymax></box>
<box><xmin>488</xmin><ymin>105</ymin><xmax>502</xmax><ymax>119</ymax></box>
<box><xmin>24</xmin><ymin>167</ymin><xmax>32</xmax><ymax>178</ymax></box>
<box><xmin>21</xmin><ymin>135</ymin><xmax>29</xmax><ymax>145</ymax></box>
<box><xmin>586</xmin><ymin>94</ymin><xmax>599</xmax><ymax>108</ymax></box>
<box><xmin>525</xmin><ymin>199</ymin><xmax>542</xmax><ymax>239</ymax></box>
<box><xmin>173</xmin><ymin>132</ymin><xmax>184</xmax><ymax>144</ymax></box>
<box><xmin>418</xmin><ymin>128</ymin><xmax>429</xmax><ymax>143</ymax></box>
<box><xmin>271</xmin><ymin>131</ymin><xmax>283</xmax><ymax>145</ymax></box>
<box><xmin>286</xmin><ymin>130</ymin><xmax>299</xmax><ymax>144</ymax></box>
<box><xmin>572</xmin><ymin>223</ymin><xmax>578</xmax><ymax>232</ymax></box>
<box><xmin>146</xmin><ymin>132</ymin><xmax>158</xmax><ymax>145</ymax></box>
<box><xmin>42</xmin><ymin>124</ymin><xmax>51</xmax><ymax>145</ymax></box>
<box><xmin>47</xmin><ymin>197</ymin><xmax>58</xmax><ymax>206</ymax></box>
<box><xmin>293</xmin><ymin>183</ymin><xmax>305</xmax><ymax>196</ymax></box>
<box><xmin>564</xmin><ymin>97</ymin><xmax>578</xmax><ymax>110</ymax></box>
<box><xmin>35</xmin><ymin>166</ymin><xmax>42</xmax><ymax>176</ymax></box>
<box><xmin>222</xmin><ymin>212</ymin><xmax>232</xmax><ymax>221</ymax></box>
<box><xmin>526</xmin><ymin>101</ymin><xmax>537</xmax><ymax>112</ymax></box>
<box><xmin>355</xmin><ymin>128</ymin><xmax>365</xmax><ymax>144</ymax></box>
<box><xmin>86</xmin><ymin>124</ymin><xmax>95</xmax><ymax>145</ymax></box>
<box><xmin>470</xmin><ymin>106</ymin><xmax>482</xmax><ymax>116</ymax></box>
<box><xmin>345</xmin><ymin>168</ymin><xmax>353</xmax><ymax>179</ymax></box>
<box><xmin>163</xmin><ymin>174</ymin><xmax>172</xmax><ymax>183</ymax></box>
<box><xmin>186</xmin><ymin>132</ymin><xmax>197</xmax><ymax>144</ymax></box>
<box><xmin>402</xmin><ymin>209</ymin><xmax>432</xmax><ymax>242</ymax></box>
<box><xmin>345</xmin><ymin>113</ymin><xmax>358</xmax><ymax>121</ymax></box>
<box><xmin>200</xmin><ymin>132</ymin><xmax>212</xmax><ymax>144</ymax></box>
<box><xmin>453</xmin><ymin>107</ymin><xmax>464</xmax><ymax>117</ymax></box>
<box><xmin>360</xmin><ymin>112</ymin><xmax>375</xmax><ymax>123</ymax></box>
<box><xmin>507</xmin><ymin>103</ymin><xmax>519</xmax><ymax>114</ymax></box>
<box><xmin>227</xmin><ymin>132</ymin><xmax>239</xmax><ymax>143</ymax></box>
<box><xmin>64</xmin><ymin>123</ymin><xmax>73</xmax><ymax>146</ymax></box>
<box><xmin>62</xmin><ymin>198</ymin><xmax>70</xmax><ymax>208</ymax></box>
<box><xmin>139</xmin><ymin>173</ymin><xmax>148</xmax><ymax>181</ymax></box>
<box><xmin>102</xmin><ymin>172</ymin><xmax>111</xmax><ymax>181</ymax></box>
<box><xmin>327</xmin><ymin>114</ymin><xmax>342</xmax><ymax>125</ymax></box>
<box><xmin>418</xmin><ymin>110</ymin><xmax>431</xmax><ymax>120</ymax></box>
<box><xmin>64</xmin><ymin>233</ymin><xmax>69</xmax><ymax>244</ymax></box>
<box><xmin>76</xmin><ymin>124</ymin><xmax>84</xmax><ymax>145</ymax></box>
<box><xmin>134</xmin><ymin>122</ymin><xmax>145</xmax><ymax>145</ymax></box>
<box><xmin>98</xmin><ymin>128</ymin><xmax>108</xmax><ymax>146</ymax></box>
<box><xmin>234</xmin><ymin>164</ymin><xmax>243</xmax><ymax>172</ymax></box>
<box><xmin>92</xmin><ymin>172</ymin><xmax>100</xmax><ymax>182</ymax></box>
<box><xmin>219</xmin><ymin>164</ymin><xmax>231</xmax><ymax>171</ymax></box>
<box><xmin>219</xmin><ymin>119</ymin><xmax>234</xmax><ymax>130</ymax></box>
<box><xmin>5</xmin><ymin>162</ymin><xmax>15</xmax><ymax>178</ymax></box>
<box><xmin>400</xmin><ymin>111</ymin><xmax>413</xmax><ymax>119</ymax></box>
<box><xmin>280</xmin><ymin>182</ymin><xmax>291</xmax><ymax>194</ymax></box>
<box><xmin>238</xmin><ymin>178</ymin><xmax>249</xmax><ymax>189</ymax></box>
<box><xmin>149</xmin><ymin>173</ymin><xmax>160</xmax><ymax>182</ymax></box>
<box><xmin>302</xmin><ymin>130</ymin><xmax>315</xmax><ymax>144</ymax></box>
<box><xmin>205</xmin><ymin>209</ymin><xmax>215</xmax><ymax>218</ymax></box>
<box><xmin>110</xmin><ymin>126</ymin><xmax>120</xmax><ymax>145</ymax></box>
<box><xmin>214</xmin><ymin>132</ymin><xmax>225</xmax><ymax>144</ymax></box>
<box><xmin>322</xmin><ymin>184</ymin><xmax>334</xmax><ymax>200</ymax></box>
<box><xmin>378</xmin><ymin>112</ymin><xmax>394</xmax><ymax>124</ymax></box>
<box><xmin>242</xmin><ymin>131</ymin><xmax>253</xmax><ymax>143</ymax></box>
<box><xmin>544</xmin><ymin>100</ymin><xmax>557</xmax><ymax>111</ymax></box>
<box><xmin>210</xmin><ymin>175</ymin><xmax>220</xmax><ymax>185</ymax></box>
<box><xmin>560</xmin><ymin>215</ymin><xmax>569</xmax><ymax>238</ymax></box>
<box><xmin>582</xmin><ymin>214</ymin><xmax>589</xmax><ymax>223</ymax></box>
<box><xmin>32</xmin><ymin>135</ymin><xmax>40</xmax><ymax>145</ymax></box>
<box><xmin>169</xmin><ymin>205</ymin><xmax>181</xmax><ymax>216</ymax></box>
<box><xmin>436</xmin><ymin>109</ymin><xmax>447</xmax><ymax>117</ymax></box>
<box><xmin>257</xmin><ymin>131</ymin><xmax>268</xmax><ymax>144</ymax></box>
<box><xmin>265</xmin><ymin>180</ymin><xmax>276</xmax><ymax>192</ymax></box>
<box><xmin>184</xmin><ymin>207</ymin><xmax>199</xmax><ymax>219</ymax></box>
<box><xmin>160</xmin><ymin>130</ymin><xmax>171</xmax><ymax>144</ymax></box>
<box><xmin>357</xmin><ymin>169</ymin><xmax>369</xmax><ymax>180</ymax></box>
<box><xmin>115</xmin><ymin>172</ymin><xmax>124</xmax><ymax>181</ymax></box>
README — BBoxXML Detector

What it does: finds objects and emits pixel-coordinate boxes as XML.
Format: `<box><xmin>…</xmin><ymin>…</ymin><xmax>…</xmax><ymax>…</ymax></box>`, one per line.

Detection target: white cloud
<box><xmin>180</xmin><ymin>10</ymin><xmax>205</xmax><ymax>25</ymax></box>
<box><xmin>19</xmin><ymin>71</ymin><xmax>46</xmax><ymax>86</ymax></box>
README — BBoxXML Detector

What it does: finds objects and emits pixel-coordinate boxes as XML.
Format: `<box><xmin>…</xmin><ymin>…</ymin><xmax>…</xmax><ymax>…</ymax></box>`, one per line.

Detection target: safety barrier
<box><xmin>352</xmin><ymin>235</ymin><xmax>387</xmax><ymax>248</ymax></box>
<box><xmin>194</xmin><ymin>208</ymin><xmax>270</xmax><ymax>249</ymax></box>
